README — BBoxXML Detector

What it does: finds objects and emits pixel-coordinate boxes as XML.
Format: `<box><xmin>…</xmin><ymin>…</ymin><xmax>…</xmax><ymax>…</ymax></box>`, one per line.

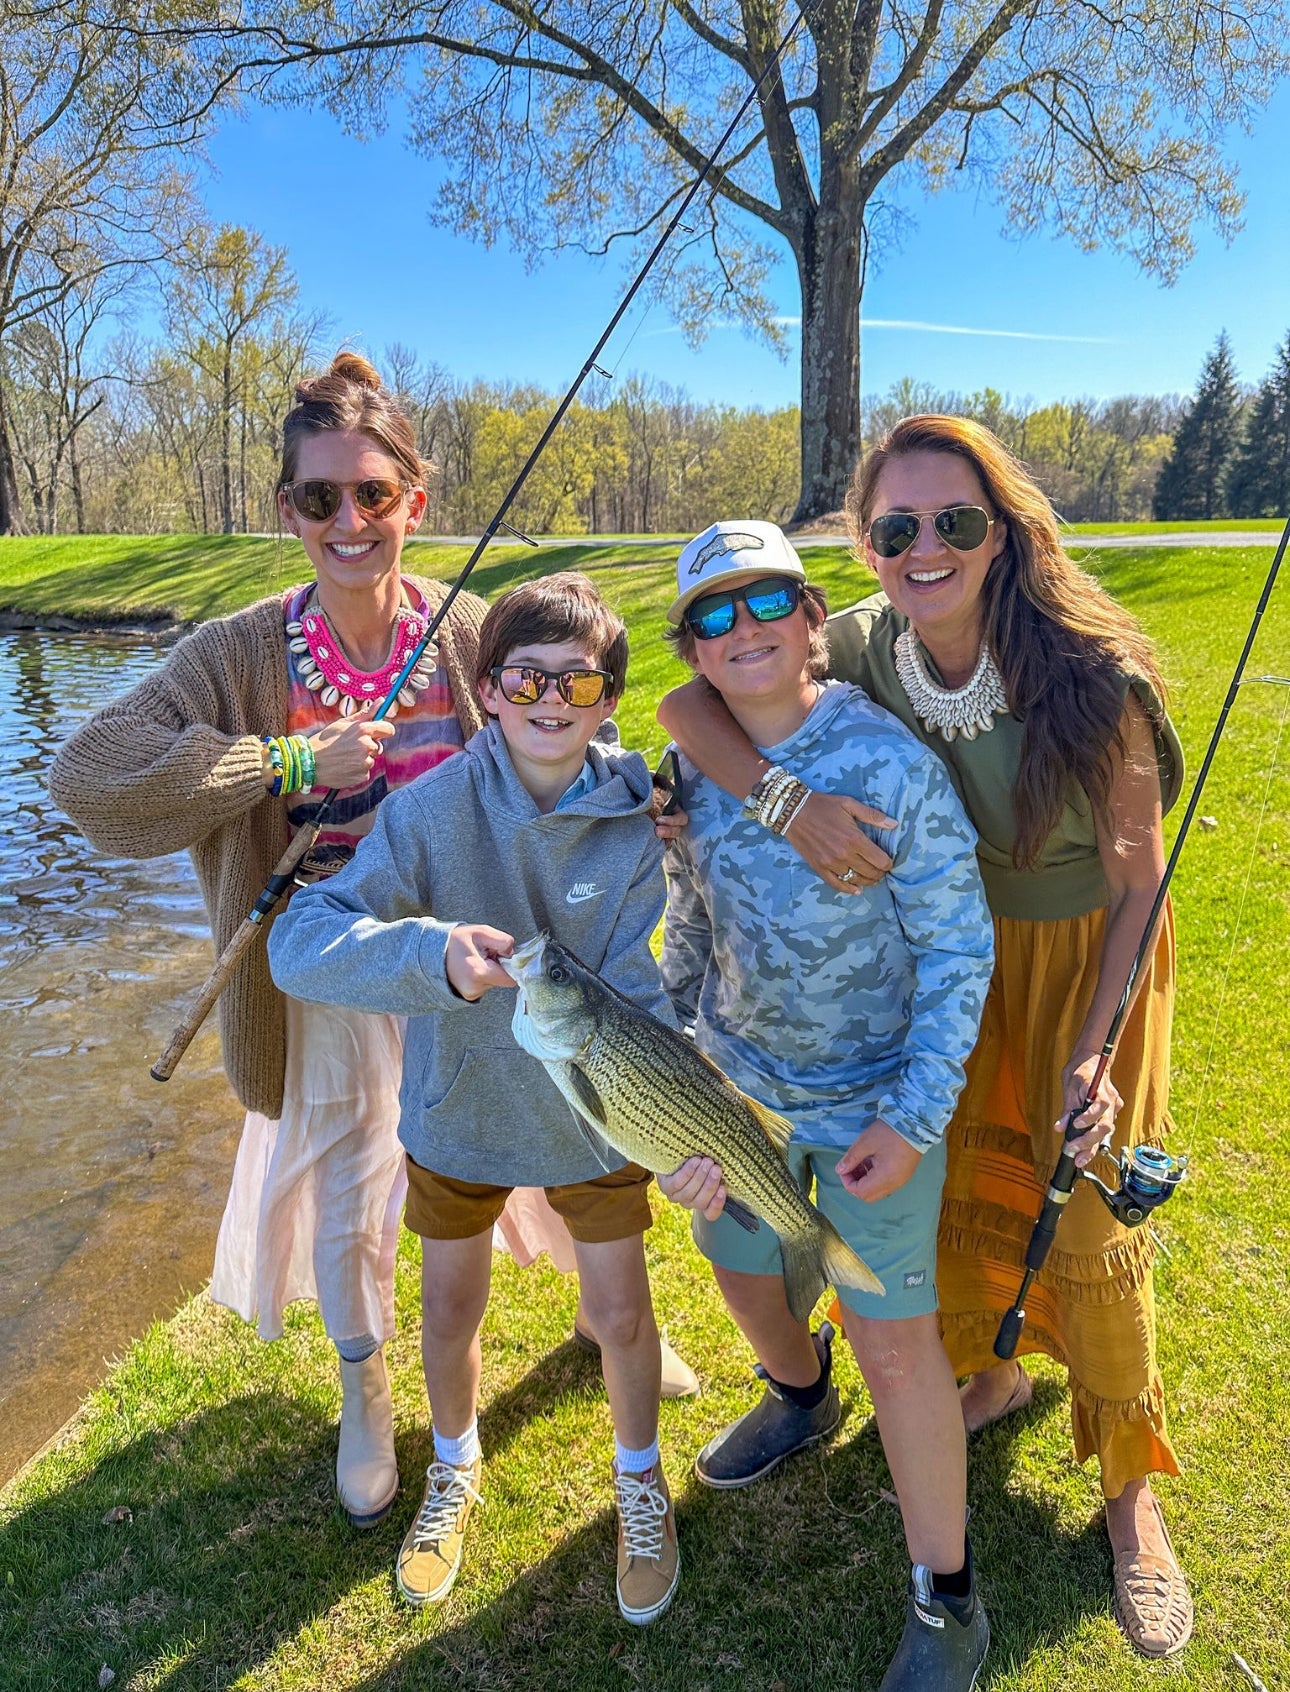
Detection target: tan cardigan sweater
<box><xmin>48</xmin><ymin>576</ymin><xmax>488</xmax><ymax>1116</ymax></box>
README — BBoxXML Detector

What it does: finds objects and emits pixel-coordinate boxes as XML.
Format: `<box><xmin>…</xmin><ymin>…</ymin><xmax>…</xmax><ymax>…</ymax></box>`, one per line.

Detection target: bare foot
<box><xmin>958</xmin><ymin>1360</ymin><xmax>1031</xmax><ymax>1432</ymax></box>
<box><xmin>1106</xmin><ymin>1478</ymin><xmax>1173</xmax><ymax>1561</ymax></box>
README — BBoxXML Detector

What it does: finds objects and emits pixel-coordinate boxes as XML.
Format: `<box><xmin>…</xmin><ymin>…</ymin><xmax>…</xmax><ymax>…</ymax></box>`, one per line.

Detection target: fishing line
<box><xmin>1185</xmin><ymin>674</ymin><xmax>1290</xmax><ymax>1140</ymax></box>
<box><xmin>151</xmin><ymin>0</ymin><xmax>823</xmax><ymax>1082</ymax></box>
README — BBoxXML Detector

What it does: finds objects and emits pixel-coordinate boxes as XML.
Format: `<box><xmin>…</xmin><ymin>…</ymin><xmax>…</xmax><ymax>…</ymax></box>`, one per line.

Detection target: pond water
<box><xmin>0</xmin><ymin>631</ymin><xmax>242</xmax><ymax>1483</ymax></box>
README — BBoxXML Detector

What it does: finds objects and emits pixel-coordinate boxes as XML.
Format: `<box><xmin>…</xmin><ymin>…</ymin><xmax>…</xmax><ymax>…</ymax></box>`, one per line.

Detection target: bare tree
<box><xmin>0</xmin><ymin>0</ymin><xmax>214</xmax><ymax>531</ymax></box>
<box><xmin>170</xmin><ymin>0</ymin><xmax>1288</xmax><ymax>519</ymax></box>
<box><xmin>165</xmin><ymin>224</ymin><xmax>299</xmax><ymax>533</ymax></box>
<box><xmin>3</xmin><ymin>265</ymin><xmax>130</xmax><ymax>531</ymax></box>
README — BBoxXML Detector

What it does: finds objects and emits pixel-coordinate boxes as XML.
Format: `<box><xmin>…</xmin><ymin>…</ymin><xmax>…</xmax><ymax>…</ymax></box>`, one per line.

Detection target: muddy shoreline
<box><xmin>0</xmin><ymin>609</ymin><xmax>188</xmax><ymax>640</ymax></box>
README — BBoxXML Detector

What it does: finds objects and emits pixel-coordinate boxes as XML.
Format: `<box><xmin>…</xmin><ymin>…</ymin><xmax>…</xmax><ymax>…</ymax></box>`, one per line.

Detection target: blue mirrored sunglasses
<box><xmin>685</xmin><ymin>575</ymin><xmax>802</xmax><ymax>641</ymax></box>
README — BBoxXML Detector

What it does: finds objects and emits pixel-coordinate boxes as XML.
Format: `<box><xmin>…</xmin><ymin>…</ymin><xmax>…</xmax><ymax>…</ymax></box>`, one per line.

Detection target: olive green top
<box><xmin>825</xmin><ymin>594</ymin><xmax>1184</xmax><ymax>922</ymax></box>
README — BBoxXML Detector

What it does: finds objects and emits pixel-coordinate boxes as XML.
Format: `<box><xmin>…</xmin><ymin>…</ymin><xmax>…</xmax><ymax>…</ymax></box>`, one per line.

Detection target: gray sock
<box><xmin>335</xmin><ymin>1334</ymin><xmax>380</xmax><ymax>1364</ymax></box>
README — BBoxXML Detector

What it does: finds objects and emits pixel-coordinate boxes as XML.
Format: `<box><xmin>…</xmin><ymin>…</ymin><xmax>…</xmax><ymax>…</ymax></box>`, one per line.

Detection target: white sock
<box><xmin>433</xmin><ymin>1420</ymin><xmax>481</xmax><ymax>1468</ymax></box>
<box><xmin>615</xmin><ymin>1437</ymin><xmax>660</xmax><ymax>1475</ymax></box>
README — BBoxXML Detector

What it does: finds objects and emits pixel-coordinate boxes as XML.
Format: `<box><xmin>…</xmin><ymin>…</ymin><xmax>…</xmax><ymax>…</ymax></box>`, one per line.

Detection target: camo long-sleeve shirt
<box><xmin>661</xmin><ymin>682</ymin><xmax>994</xmax><ymax>1153</ymax></box>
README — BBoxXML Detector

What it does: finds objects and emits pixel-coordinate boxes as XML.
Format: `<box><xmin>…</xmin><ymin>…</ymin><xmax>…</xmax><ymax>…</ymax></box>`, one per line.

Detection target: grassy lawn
<box><xmin>1</xmin><ymin>535</ymin><xmax>1288</xmax><ymax>1689</ymax></box>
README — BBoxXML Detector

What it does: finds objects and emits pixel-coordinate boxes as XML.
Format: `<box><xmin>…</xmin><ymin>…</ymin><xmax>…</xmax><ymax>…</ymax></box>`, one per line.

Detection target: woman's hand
<box><xmin>307</xmin><ymin>705</ymin><xmax>396</xmax><ymax>790</ymax></box>
<box><xmin>1056</xmin><ymin>1051</ymin><xmax>1124</xmax><ymax>1168</ymax></box>
<box><xmin>445</xmin><ymin>924</ymin><xmax>516</xmax><ymax>1000</ymax></box>
<box><xmin>785</xmin><ymin>791</ymin><xmax>897</xmax><ymax>893</ymax></box>
<box><xmin>836</xmin><ymin>1120</ymin><xmax>921</xmax><ymax>1202</ymax></box>
<box><xmin>658</xmin><ymin>1155</ymin><xmax>728</xmax><ymax>1220</ymax></box>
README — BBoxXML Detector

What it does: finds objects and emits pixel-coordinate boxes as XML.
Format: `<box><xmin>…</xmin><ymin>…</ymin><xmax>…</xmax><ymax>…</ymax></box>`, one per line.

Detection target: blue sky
<box><xmin>198</xmin><ymin>77</ymin><xmax>1290</xmax><ymax>411</ymax></box>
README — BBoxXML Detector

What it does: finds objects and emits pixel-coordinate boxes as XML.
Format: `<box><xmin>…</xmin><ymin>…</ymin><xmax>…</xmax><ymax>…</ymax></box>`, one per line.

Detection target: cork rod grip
<box><xmin>150</xmin><ymin>822</ymin><xmax>319</xmax><ymax>1082</ymax></box>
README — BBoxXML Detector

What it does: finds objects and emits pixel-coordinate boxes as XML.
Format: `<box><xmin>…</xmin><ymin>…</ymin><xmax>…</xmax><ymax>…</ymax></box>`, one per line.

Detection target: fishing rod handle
<box><xmin>151</xmin><ymin>822</ymin><xmax>320</xmax><ymax>1081</ymax></box>
<box><xmin>992</xmin><ymin>1105</ymin><xmax>1089</xmax><ymax>1356</ymax></box>
<box><xmin>150</xmin><ymin>912</ymin><xmax>262</xmax><ymax>1081</ymax></box>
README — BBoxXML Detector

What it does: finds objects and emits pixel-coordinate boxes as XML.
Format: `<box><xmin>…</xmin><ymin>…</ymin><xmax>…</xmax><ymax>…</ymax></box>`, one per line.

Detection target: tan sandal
<box><xmin>959</xmin><ymin>1361</ymin><xmax>1033</xmax><ymax>1434</ymax></box>
<box><xmin>1112</xmin><ymin>1494</ymin><xmax>1194</xmax><ymax>1657</ymax></box>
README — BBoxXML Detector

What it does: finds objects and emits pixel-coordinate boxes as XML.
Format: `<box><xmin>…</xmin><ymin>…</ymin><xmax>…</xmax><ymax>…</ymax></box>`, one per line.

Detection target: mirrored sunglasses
<box><xmin>282</xmin><ymin>477</ymin><xmax>409</xmax><ymax>522</ymax></box>
<box><xmin>489</xmin><ymin>664</ymin><xmax>613</xmax><ymax>708</ymax></box>
<box><xmin>685</xmin><ymin>575</ymin><xmax>802</xmax><ymax>641</ymax></box>
<box><xmin>866</xmin><ymin>505</ymin><xmax>993</xmax><ymax>559</ymax></box>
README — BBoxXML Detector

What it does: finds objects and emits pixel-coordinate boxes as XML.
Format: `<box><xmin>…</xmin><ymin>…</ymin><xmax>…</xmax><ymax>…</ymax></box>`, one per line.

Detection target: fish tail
<box><xmin>780</xmin><ymin>1234</ymin><xmax>827</xmax><ymax>1326</ymax></box>
<box><xmin>818</xmin><ymin>1217</ymin><xmax>885</xmax><ymax>1299</ymax></box>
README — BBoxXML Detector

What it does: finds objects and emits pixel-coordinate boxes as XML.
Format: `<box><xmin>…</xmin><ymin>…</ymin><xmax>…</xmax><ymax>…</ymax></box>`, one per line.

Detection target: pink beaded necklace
<box><xmin>286</xmin><ymin>596</ymin><xmax>437</xmax><ymax>719</ymax></box>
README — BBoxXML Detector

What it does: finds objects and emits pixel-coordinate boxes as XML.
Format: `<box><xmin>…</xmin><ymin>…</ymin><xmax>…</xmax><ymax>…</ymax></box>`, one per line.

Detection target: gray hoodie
<box><xmin>268</xmin><ymin>721</ymin><xmax>672</xmax><ymax>1185</ymax></box>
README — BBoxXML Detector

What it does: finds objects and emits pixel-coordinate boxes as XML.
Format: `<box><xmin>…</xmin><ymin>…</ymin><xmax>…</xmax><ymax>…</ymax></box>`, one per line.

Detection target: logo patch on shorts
<box><xmin>903</xmin><ymin>1269</ymin><xmax>927</xmax><ymax>1289</ymax></box>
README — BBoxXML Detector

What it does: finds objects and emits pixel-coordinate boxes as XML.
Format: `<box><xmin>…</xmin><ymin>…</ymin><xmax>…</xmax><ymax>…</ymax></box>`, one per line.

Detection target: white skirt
<box><xmin>210</xmin><ymin>995</ymin><xmax>576</xmax><ymax>1344</ymax></box>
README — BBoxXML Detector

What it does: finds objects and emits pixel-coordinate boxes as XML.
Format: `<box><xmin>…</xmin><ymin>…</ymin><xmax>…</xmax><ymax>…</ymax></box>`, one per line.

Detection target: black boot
<box><xmin>694</xmin><ymin>1323</ymin><xmax>840</xmax><ymax>1487</ymax></box>
<box><xmin>878</xmin><ymin>1558</ymin><xmax>989</xmax><ymax>1691</ymax></box>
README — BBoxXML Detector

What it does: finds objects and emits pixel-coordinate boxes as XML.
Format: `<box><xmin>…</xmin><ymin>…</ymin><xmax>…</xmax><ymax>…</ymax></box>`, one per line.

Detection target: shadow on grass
<box><xmin>354</xmin><ymin>1371</ymin><xmax>1110</xmax><ymax>1692</ymax></box>
<box><xmin>0</xmin><ymin>1392</ymin><xmax>395</xmax><ymax>1692</ymax></box>
<box><xmin>0</xmin><ymin>1347</ymin><xmax>1116</xmax><ymax>1691</ymax></box>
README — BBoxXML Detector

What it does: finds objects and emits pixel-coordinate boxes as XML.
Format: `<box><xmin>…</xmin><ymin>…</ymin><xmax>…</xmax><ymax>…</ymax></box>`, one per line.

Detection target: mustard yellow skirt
<box><xmin>937</xmin><ymin>903</ymin><xmax>1181</xmax><ymax>1499</ymax></box>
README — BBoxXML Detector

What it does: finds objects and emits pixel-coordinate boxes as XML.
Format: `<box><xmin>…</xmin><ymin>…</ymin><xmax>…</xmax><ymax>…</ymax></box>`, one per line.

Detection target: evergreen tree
<box><xmin>1152</xmin><ymin>333</ymin><xmax>1243</xmax><ymax>520</ymax></box>
<box><xmin>1226</xmin><ymin>333</ymin><xmax>1290</xmax><ymax>518</ymax></box>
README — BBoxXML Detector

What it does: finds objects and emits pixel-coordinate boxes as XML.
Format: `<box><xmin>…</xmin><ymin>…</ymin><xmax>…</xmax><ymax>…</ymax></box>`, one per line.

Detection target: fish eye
<box><xmin>547</xmin><ymin>964</ymin><xmax>566</xmax><ymax>982</ymax></box>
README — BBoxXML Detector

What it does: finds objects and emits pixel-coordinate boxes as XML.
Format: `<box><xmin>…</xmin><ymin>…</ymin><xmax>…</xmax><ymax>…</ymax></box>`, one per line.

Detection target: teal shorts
<box><xmin>691</xmin><ymin>1135</ymin><xmax>947</xmax><ymax>1322</ymax></box>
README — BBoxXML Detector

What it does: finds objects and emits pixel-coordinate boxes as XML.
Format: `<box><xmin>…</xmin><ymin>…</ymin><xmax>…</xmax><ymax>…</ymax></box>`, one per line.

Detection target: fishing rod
<box><xmin>150</xmin><ymin>0</ymin><xmax>820</xmax><ymax>1084</ymax></box>
<box><xmin>994</xmin><ymin>512</ymin><xmax>1290</xmax><ymax>1359</ymax></box>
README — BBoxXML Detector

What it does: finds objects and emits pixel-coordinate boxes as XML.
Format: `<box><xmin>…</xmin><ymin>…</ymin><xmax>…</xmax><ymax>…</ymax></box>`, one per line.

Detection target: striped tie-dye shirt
<box><xmin>282</xmin><ymin>581</ymin><xmax>466</xmax><ymax>877</ymax></box>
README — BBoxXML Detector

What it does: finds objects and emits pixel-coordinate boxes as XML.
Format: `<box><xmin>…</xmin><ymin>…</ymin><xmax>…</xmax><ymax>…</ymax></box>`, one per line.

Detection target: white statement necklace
<box><xmin>894</xmin><ymin>629</ymin><xmax>1008</xmax><ymax>742</ymax></box>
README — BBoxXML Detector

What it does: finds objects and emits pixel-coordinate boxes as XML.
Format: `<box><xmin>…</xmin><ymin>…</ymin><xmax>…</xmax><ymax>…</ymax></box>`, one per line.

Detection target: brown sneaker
<box><xmin>614</xmin><ymin>1462</ymin><xmax>680</xmax><ymax>1625</ymax></box>
<box><xmin>396</xmin><ymin>1458</ymin><xmax>483</xmax><ymax>1608</ymax></box>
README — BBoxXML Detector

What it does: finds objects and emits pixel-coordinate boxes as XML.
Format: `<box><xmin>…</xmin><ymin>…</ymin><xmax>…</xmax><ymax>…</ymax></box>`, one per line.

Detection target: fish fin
<box><xmin>722</xmin><ymin>1196</ymin><xmax>761</xmax><ymax>1235</ymax></box>
<box><xmin>818</xmin><ymin>1216</ymin><xmax>886</xmax><ymax>1298</ymax></box>
<box><xmin>561</xmin><ymin>1065</ymin><xmax>620</xmax><ymax>1173</ymax></box>
<box><xmin>780</xmin><ymin>1235</ymin><xmax>827</xmax><ymax>1325</ymax></box>
<box><xmin>739</xmin><ymin>1092</ymin><xmax>796</xmax><ymax>1158</ymax></box>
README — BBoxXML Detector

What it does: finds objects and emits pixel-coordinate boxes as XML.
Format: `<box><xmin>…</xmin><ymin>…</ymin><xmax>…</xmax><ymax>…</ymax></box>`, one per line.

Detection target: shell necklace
<box><xmin>286</xmin><ymin>595</ymin><xmax>438</xmax><ymax>719</ymax></box>
<box><xmin>894</xmin><ymin>628</ymin><xmax>1008</xmax><ymax>742</ymax></box>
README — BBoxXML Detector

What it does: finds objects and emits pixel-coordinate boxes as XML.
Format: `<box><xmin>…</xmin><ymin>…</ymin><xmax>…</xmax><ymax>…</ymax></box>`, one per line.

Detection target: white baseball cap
<box><xmin>668</xmin><ymin>519</ymin><xmax>807</xmax><ymax>625</ymax></box>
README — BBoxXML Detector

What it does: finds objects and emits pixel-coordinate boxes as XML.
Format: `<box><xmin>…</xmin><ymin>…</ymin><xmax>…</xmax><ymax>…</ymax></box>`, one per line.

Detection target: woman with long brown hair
<box><xmin>659</xmin><ymin>415</ymin><xmax>1193</xmax><ymax>1661</ymax></box>
<box><xmin>49</xmin><ymin>353</ymin><xmax>700</xmax><ymax>1537</ymax></box>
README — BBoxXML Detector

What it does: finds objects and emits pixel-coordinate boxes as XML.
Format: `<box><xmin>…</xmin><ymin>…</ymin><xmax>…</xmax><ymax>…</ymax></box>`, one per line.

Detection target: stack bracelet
<box><xmin>262</xmin><ymin>734</ymin><xmax>316</xmax><ymax>797</ymax></box>
<box><xmin>741</xmin><ymin>763</ymin><xmax>811</xmax><ymax>837</ymax></box>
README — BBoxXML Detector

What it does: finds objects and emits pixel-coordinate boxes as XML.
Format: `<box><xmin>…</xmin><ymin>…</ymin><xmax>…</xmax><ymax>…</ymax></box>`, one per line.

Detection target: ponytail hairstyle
<box><xmin>846</xmin><ymin>415</ymin><xmax>1167</xmax><ymax>868</ymax></box>
<box><xmin>277</xmin><ymin>351</ymin><xmax>429</xmax><ymax>489</ymax></box>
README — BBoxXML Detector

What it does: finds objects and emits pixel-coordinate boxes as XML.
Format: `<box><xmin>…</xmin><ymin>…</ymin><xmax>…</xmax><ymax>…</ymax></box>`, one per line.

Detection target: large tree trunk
<box><xmin>792</xmin><ymin>186</ymin><xmax>864</xmax><ymax>525</ymax></box>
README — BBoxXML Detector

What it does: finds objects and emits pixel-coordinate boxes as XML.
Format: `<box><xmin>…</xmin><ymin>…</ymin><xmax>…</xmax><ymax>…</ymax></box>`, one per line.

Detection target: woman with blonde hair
<box><xmin>659</xmin><ymin>415</ymin><xmax>1193</xmax><ymax>1661</ymax></box>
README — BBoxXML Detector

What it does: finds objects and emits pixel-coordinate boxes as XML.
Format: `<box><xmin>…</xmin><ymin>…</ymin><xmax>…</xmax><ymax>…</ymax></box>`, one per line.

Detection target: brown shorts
<box><xmin>404</xmin><ymin>1155</ymin><xmax>654</xmax><ymax>1244</ymax></box>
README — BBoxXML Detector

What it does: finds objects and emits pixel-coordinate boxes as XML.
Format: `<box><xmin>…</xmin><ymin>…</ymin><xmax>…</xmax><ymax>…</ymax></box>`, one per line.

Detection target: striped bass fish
<box><xmin>501</xmin><ymin>933</ymin><xmax>883</xmax><ymax>1321</ymax></box>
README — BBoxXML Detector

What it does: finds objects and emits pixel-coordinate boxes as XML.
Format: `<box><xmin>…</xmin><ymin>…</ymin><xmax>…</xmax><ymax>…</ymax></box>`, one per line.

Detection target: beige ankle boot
<box><xmin>337</xmin><ymin>1350</ymin><xmax>399</xmax><ymax>1528</ymax></box>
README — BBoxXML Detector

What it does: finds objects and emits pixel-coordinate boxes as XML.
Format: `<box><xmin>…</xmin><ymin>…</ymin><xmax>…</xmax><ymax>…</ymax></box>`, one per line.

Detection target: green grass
<box><xmin>2</xmin><ymin>537</ymin><xmax>1289</xmax><ymax>1689</ymax></box>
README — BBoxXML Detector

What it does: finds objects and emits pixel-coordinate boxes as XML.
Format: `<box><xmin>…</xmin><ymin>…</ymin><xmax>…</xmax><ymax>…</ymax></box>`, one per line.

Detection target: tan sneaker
<box><xmin>614</xmin><ymin>1462</ymin><xmax>680</xmax><ymax>1625</ymax></box>
<box><xmin>396</xmin><ymin>1458</ymin><xmax>483</xmax><ymax>1607</ymax></box>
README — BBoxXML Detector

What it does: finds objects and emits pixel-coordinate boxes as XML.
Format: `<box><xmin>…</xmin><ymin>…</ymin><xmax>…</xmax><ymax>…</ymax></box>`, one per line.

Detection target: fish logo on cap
<box><xmin>687</xmin><ymin>530</ymin><xmax>766</xmax><ymax>576</ymax></box>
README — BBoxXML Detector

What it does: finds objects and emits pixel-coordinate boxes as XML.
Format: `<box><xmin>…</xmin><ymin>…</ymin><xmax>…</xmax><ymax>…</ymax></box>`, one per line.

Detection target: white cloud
<box><xmin>771</xmin><ymin>313</ymin><xmax>1115</xmax><ymax>345</ymax></box>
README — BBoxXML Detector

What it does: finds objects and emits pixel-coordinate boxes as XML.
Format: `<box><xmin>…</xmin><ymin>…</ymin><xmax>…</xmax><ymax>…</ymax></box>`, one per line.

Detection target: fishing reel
<box><xmin>1080</xmin><ymin>1143</ymin><xmax>1189</xmax><ymax>1227</ymax></box>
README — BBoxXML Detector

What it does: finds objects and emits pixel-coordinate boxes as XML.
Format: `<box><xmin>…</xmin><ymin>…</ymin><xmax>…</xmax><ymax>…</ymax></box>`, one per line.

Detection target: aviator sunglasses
<box><xmin>281</xmin><ymin>477</ymin><xmax>411</xmax><ymax>523</ymax></box>
<box><xmin>866</xmin><ymin>504</ymin><xmax>994</xmax><ymax>559</ymax></box>
<box><xmin>489</xmin><ymin>663</ymin><xmax>613</xmax><ymax>708</ymax></box>
<box><xmin>684</xmin><ymin>575</ymin><xmax>802</xmax><ymax>641</ymax></box>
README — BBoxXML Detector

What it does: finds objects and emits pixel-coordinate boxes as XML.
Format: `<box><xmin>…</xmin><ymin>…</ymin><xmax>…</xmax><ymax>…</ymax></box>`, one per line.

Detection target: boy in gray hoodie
<box><xmin>269</xmin><ymin>573</ymin><xmax>680</xmax><ymax>1626</ymax></box>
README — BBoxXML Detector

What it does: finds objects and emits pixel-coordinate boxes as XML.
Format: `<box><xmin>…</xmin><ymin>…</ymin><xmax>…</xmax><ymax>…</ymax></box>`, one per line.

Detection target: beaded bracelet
<box><xmin>262</xmin><ymin>734</ymin><xmax>317</xmax><ymax>796</ymax></box>
<box><xmin>741</xmin><ymin>763</ymin><xmax>811</xmax><ymax>837</ymax></box>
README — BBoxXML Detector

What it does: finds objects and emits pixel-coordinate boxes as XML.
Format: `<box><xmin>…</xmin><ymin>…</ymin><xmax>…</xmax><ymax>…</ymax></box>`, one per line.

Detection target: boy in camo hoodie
<box><xmin>657</xmin><ymin>521</ymin><xmax>994</xmax><ymax>1692</ymax></box>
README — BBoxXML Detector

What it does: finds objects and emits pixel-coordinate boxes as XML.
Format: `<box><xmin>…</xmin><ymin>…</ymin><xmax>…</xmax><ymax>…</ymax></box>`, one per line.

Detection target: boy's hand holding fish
<box><xmin>657</xmin><ymin>1156</ymin><xmax>728</xmax><ymax>1222</ymax></box>
<box><xmin>445</xmin><ymin>923</ymin><xmax>518</xmax><ymax>1001</ymax></box>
